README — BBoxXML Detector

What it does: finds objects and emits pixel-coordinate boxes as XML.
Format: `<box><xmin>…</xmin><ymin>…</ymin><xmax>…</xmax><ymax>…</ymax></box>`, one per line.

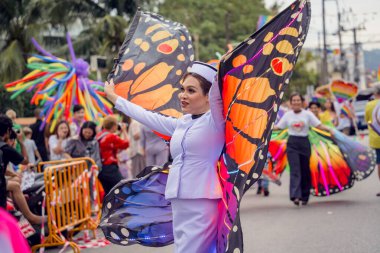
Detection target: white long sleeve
<box><xmin>209</xmin><ymin>77</ymin><xmax>225</xmax><ymax>131</ymax></box>
<box><xmin>115</xmin><ymin>96</ymin><xmax>178</xmax><ymax>137</ymax></box>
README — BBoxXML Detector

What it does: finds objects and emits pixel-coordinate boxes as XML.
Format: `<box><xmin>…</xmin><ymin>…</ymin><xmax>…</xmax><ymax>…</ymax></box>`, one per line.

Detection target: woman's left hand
<box><xmin>104</xmin><ymin>79</ymin><xmax>115</xmax><ymax>96</ymax></box>
<box><xmin>104</xmin><ymin>79</ymin><xmax>118</xmax><ymax>104</ymax></box>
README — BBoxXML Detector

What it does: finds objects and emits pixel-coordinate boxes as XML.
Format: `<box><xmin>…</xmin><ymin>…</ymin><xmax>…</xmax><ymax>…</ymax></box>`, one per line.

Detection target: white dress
<box><xmin>114</xmin><ymin>80</ymin><xmax>225</xmax><ymax>253</ymax></box>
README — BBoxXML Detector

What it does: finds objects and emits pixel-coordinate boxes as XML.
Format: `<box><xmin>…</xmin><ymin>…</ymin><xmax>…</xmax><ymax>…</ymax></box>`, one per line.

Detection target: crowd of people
<box><xmin>1</xmin><ymin>80</ymin><xmax>380</xmax><ymax>252</ymax></box>
<box><xmin>0</xmin><ymin>105</ymin><xmax>170</xmax><ymax>227</ymax></box>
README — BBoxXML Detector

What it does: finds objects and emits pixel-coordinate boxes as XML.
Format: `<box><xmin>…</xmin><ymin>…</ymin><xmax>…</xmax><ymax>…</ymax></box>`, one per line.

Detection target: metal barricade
<box><xmin>37</xmin><ymin>157</ymin><xmax>102</xmax><ymax>217</ymax></box>
<box><xmin>31</xmin><ymin>159</ymin><xmax>100</xmax><ymax>252</ymax></box>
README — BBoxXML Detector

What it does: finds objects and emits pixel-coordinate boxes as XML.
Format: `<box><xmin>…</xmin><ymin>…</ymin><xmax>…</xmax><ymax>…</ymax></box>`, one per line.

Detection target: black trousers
<box><xmin>98</xmin><ymin>164</ymin><xmax>123</xmax><ymax>194</ymax></box>
<box><xmin>37</xmin><ymin>145</ymin><xmax>49</xmax><ymax>162</ymax></box>
<box><xmin>287</xmin><ymin>136</ymin><xmax>311</xmax><ymax>202</ymax></box>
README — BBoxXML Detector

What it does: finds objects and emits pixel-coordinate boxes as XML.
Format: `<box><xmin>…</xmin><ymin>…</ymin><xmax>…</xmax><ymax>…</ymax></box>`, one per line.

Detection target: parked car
<box><xmin>351</xmin><ymin>88</ymin><xmax>375</xmax><ymax>132</ymax></box>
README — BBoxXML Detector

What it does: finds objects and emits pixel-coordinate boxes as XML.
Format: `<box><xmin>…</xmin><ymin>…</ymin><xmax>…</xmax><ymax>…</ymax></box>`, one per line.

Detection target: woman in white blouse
<box><xmin>48</xmin><ymin>121</ymin><xmax>70</xmax><ymax>161</ymax></box>
<box><xmin>274</xmin><ymin>93</ymin><xmax>332</xmax><ymax>206</ymax></box>
<box><xmin>105</xmin><ymin>62</ymin><xmax>224</xmax><ymax>253</ymax></box>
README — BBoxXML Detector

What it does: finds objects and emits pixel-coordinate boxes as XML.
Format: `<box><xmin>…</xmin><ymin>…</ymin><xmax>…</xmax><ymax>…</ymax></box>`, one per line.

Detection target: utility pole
<box><xmin>317</xmin><ymin>32</ymin><xmax>323</xmax><ymax>85</ymax></box>
<box><xmin>321</xmin><ymin>0</ymin><xmax>329</xmax><ymax>85</ymax></box>
<box><xmin>341</xmin><ymin>25</ymin><xmax>364</xmax><ymax>84</ymax></box>
<box><xmin>344</xmin><ymin>8</ymin><xmax>365</xmax><ymax>84</ymax></box>
<box><xmin>353</xmin><ymin>28</ymin><xmax>359</xmax><ymax>83</ymax></box>
<box><xmin>336</xmin><ymin>2</ymin><xmax>345</xmax><ymax>79</ymax></box>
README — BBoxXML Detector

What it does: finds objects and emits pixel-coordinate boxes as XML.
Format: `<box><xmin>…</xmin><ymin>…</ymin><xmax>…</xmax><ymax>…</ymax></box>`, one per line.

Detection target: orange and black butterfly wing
<box><xmin>108</xmin><ymin>11</ymin><xmax>194</xmax><ymax>120</ymax></box>
<box><xmin>216</xmin><ymin>1</ymin><xmax>311</xmax><ymax>252</ymax></box>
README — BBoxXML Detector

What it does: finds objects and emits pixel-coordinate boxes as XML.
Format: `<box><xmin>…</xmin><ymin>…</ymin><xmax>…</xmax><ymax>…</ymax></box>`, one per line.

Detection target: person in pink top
<box><xmin>0</xmin><ymin>208</ymin><xmax>31</xmax><ymax>253</ymax></box>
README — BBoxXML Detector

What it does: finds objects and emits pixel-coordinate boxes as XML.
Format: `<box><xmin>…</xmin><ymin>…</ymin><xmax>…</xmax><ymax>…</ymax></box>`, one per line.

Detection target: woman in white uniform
<box><xmin>104</xmin><ymin>62</ymin><xmax>224</xmax><ymax>253</ymax></box>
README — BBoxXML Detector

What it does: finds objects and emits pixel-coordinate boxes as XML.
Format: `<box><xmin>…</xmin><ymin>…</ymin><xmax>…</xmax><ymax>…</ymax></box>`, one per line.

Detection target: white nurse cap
<box><xmin>188</xmin><ymin>61</ymin><xmax>217</xmax><ymax>84</ymax></box>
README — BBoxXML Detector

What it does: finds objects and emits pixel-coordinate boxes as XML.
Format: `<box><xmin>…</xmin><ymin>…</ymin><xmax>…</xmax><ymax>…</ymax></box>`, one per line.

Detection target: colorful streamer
<box><xmin>4</xmin><ymin>34</ymin><xmax>112</xmax><ymax>131</ymax></box>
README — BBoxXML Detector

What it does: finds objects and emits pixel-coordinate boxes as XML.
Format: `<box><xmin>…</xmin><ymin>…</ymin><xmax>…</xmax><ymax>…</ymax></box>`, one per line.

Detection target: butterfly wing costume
<box><xmin>268</xmin><ymin>128</ymin><xmax>375</xmax><ymax>196</ymax></box>
<box><xmin>216</xmin><ymin>1</ymin><xmax>310</xmax><ymax>250</ymax></box>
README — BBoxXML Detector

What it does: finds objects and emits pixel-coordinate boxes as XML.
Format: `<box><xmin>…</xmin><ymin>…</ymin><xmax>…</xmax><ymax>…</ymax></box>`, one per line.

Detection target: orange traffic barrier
<box><xmin>37</xmin><ymin>157</ymin><xmax>103</xmax><ymax>217</ymax></box>
<box><xmin>31</xmin><ymin>159</ymin><xmax>101</xmax><ymax>253</ymax></box>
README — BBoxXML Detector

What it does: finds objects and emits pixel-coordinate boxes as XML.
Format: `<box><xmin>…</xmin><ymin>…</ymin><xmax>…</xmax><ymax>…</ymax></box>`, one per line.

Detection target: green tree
<box><xmin>0</xmin><ymin>0</ymin><xmax>45</xmax><ymax>83</ymax></box>
<box><xmin>157</xmin><ymin>0</ymin><xmax>268</xmax><ymax>61</ymax></box>
<box><xmin>0</xmin><ymin>0</ymin><xmax>136</xmax><ymax>116</ymax></box>
<box><xmin>41</xmin><ymin>0</ymin><xmax>106</xmax><ymax>33</ymax></box>
<box><xmin>286</xmin><ymin>51</ymin><xmax>319</xmax><ymax>97</ymax></box>
<box><xmin>44</xmin><ymin>0</ymin><xmax>140</xmax><ymax>66</ymax></box>
<box><xmin>105</xmin><ymin>0</ymin><xmax>138</xmax><ymax>16</ymax></box>
<box><xmin>0</xmin><ymin>0</ymin><xmax>46</xmax><ymax>116</ymax></box>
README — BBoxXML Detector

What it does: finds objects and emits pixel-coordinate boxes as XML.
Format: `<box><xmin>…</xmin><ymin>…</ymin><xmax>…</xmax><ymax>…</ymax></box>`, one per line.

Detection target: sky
<box><xmin>264</xmin><ymin>0</ymin><xmax>380</xmax><ymax>51</ymax></box>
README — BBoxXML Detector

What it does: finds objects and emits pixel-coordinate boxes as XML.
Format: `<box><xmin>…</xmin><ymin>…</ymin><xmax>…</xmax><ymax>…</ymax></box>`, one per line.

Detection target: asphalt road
<box><xmin>47</xmin><ymin>136</ymin><xmax>380</xmax><ymax>253</ymax></box>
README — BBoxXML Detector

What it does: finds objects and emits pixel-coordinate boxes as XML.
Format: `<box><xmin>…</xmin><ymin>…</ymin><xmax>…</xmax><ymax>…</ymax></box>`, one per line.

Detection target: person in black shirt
<box><xmin>30</xmin><ymin>108</ymin><xmax>49</xmax><ymax>161</ymax></box>
<box><xmin>0</xmin><ymin>115</ymin><xmax>45</xmax><ymax>224</ymax></box>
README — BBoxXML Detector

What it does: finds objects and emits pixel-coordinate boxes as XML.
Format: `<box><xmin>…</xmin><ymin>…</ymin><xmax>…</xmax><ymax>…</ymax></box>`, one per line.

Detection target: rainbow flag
<box><xmin>377</xmin><ymin>65</ymin><xmax>380</xmax><ymax>81</ymax></box>
<box><xmin>333</xmin><ymin>49</ymin><xmax>340</xmax><ymax>55</ymax></box>
<box><xmin>341</xmin><ymin>104</ymin><xmax>353</xmax><ymax>118</ymax></box>
<box><xmin>257</xmin><ymin>15</ymin><xmax>273</xmax><ymax>30</ymax></box>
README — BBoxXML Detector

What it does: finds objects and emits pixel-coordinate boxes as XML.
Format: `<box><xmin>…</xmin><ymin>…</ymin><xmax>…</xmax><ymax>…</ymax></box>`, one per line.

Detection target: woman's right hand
<box><xmin>120</xmin><ymin>122</ymin><xmax>127</xmax><ymax>132</ymax></box>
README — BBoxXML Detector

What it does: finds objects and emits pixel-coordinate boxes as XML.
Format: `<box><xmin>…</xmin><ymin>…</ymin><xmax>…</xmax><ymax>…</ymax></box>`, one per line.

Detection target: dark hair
<box><xmin>324</xmin><ymin>99</ymin><xmax>336</xmax><ymax>112</ymax></box>
<box><xmin>80</xmin><ymin>121</ymin><xmax>97</xmax><ymax>140</ymax></box>
<box><xmin>0</xmin><ymin>115</ymin><xmax>13</xmax><ymax>137</ymax></box>
<box><xmin>182</xmin><ymin>72</ymin><xmax>212</xmax><ymax>95</ymax></box>
<box><xmin>53</xmin><ymin>120</ymin><xmax>71</xmax><ymax>138</ymax></box>
<box><xmin>308</xmin><ymin>101</ymin><xmax>321</xmax><ymax>108</ymax></box>
<box><xmin>73</xmin><ymin>104</ymin><xmax>85</xmax><ymax>113</ymax></box>
<box><xmin>9</xmin><ymin>129</ymin><xmax>17</xmax><ymax>140</ymax></box>
<box><xmin>289</xmin><ymin>92</ymin><xmax>305</xmax><ymax>103</ymax></box>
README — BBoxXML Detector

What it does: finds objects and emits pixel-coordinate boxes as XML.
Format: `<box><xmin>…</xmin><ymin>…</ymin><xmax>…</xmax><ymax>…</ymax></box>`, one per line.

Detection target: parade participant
<box><xmin>127</xmin><ymin>119</ymin><xmax>145</xmax><ymax>178</ymax></box>
<box><xmin>141</xmin><ymin>125</ymin><xmax>169</xmax><ymax>167</ymax></box>
<box><xmin>70</xmin><ymin>105</ymin><xmax>86</xmax><ymax>137</ymax></box>
<box><xmin>64</xmin><ymin>121</ymin><xmax>101</xmax><ymax>168</ymax></box>
<box><xmin>319</xmin><ymin>99</ymin><xmax>338</xmax><ymax>128</ymax></box>
<box><xmin>48</xmin><ymin>121</ymin><xmax>71</xmax><ymax>161</ymax></box>
<box><xmin>96</xmin><ymin>116</ymin><xmax>129</xmax><ymax>194</ymax></box>
<box><xmin>274</xmin><ymin>93</ymin><xmax>332</xmax><ymax>205</ymax></box>
<box><xmin>105</xmin><ymin>61</ymin><xmax>223</xmax><ymax>253</ymax></box>
<box><xmin>365</xmin><ymin>85</ymin><xmax>380</xmax><ymax>197</ymax></box>
<box><xmin>308</xmin><ymin>101</ymin><xmax>322</xmax><ymax>119</ymax></box>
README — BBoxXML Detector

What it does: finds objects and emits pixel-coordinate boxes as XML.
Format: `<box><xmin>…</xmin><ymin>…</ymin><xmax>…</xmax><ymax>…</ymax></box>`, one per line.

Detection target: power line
<box><xmin>321</xmin><ymin>0</ymin><xmax>329</xmax><ymax>84</ymax></box>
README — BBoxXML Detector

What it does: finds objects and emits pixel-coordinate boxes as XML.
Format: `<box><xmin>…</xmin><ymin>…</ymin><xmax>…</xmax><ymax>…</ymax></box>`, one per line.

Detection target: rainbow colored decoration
<box><xmin>340</xmin><ymin>103</ymin><xmax>353</xmax><ymax>118</ymax></box>
<box><xmin>311</xmin><ymin>94</ymin><xmax>327</xmax><ymax>105</ymax></box>
<box><xmin>333</xmin><ymin>48</ymin><xmax>340</xmax><ymax>55</ymax></box>
<box><xmin>330</xmin><ymin>80</ymin><xmax>358</xmax><ymax>103</ymax></box>
<box><xmin>4</xmin><ymin>33</ymin><xmax>112</xmax><ymax>132</ymax></box>
<box><xmin>377</xmin><ymin>65</ymin><xmax>380</xmax><ymax>81</ymax></box>
<box><xmin>256</xmin><ymin>15</ymin><xmax>273</xmax><ymax>30</ymax></box>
